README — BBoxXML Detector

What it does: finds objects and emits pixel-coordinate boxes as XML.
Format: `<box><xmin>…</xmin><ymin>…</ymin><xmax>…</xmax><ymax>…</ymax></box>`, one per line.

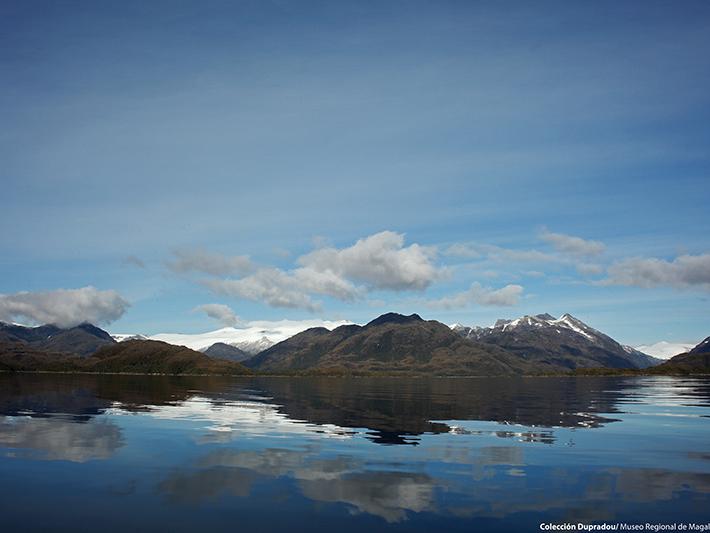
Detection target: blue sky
<box><xmin>1</xmin><ymin>0</ymin><xmax>709</xmax><ymax>345</ymax></box>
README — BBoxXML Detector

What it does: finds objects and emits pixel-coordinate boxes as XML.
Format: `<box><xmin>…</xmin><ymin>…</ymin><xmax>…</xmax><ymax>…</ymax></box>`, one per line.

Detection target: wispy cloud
<box><xmin>442</xmin><ymin>243</ymin><xmax>481</xmax><ymax>259</ymax></box>
<box><xmin>539</xmin><ymin>228</ymin><xmax>605</xmax><ymax>257</ymax></box>
<box><xmin>0</xmin><ymin>286</ymin><xmax>129</xmax><ymax>328</ymax></box>
<box><xmin>443</xmin><ymin>243</ymin><xmax>558</xmax><ymax>264</ymax></box>
<box><xmin>124</xmin><ymin>255</ymin><xmax>145</xmax><ymax>268</ymax></box>
<box><xmin>576</xmin><ymin>263</ymin><xmax>604</xmax><ymax>276</ymax></box>
<box><xmin>168</xmin><ymin>249</ymin><xmax>254</xmax><ymax>277</ymax></box>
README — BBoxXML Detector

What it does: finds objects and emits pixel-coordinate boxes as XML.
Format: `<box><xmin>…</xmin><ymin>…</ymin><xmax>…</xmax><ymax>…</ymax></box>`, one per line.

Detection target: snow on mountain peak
<box><xmin>455</xmin><ymin>313</ymin><xmax>604</xmax><ymax>342</ymax></box>
<box><xmin>634</xmin><ymin>340</ymin><xmax>699</xmax><ymax>360</ymax></box>
<box><xmin>132</xmin><ymin>319</ymin><xmax>353</xmax><ymax>355</ymax></box>
<box><xmin>111</xmin><ymin>333</ymin><xmax>148</xmax><ymax>342</ymax></box>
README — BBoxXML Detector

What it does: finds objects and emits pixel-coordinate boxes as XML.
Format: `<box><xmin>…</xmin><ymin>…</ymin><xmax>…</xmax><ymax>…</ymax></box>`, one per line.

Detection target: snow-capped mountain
<box><xmin>453</xmin><ymin>313</ymin><xmax>661</xmax><ymax>369</ymax></box>
<box><xmin>634</xmin><ymin>340</ymin><xmax>700</xmax><ymax>360</ymax></box>
<box><xmin>116</xmin><ymin>319</ymin><xmax>352</xmax><ymax>356</ymax></box>
<box><xmin>454</xmin><ymin>313</ymin><xmax>598</xmax><ymax>341</ymax></box>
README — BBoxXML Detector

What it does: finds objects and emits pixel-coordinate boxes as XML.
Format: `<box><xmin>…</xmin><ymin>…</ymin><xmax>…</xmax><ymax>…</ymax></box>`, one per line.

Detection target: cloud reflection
<box><xmin>158</xmin><ymin>446</ymin><xmax>437</xmax><ymax>522</ymax></box>
<box><xmin>0</xmin><ymin>415</ymin><xmax>123</xmax><ymax>462</ymax></box>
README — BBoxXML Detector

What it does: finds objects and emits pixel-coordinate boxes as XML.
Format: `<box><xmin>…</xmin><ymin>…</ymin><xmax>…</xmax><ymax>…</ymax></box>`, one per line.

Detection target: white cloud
<box><xmin>298</xmin><ymin>231</ymin><xmax>440</xmax><ymax>291</ymax></box>
<box><xmin>604</xmin><ymin>254</ymin><xmax>710</xmax><ymax>289</ymax></box>
<box><xmin>203</xmin><ymin>270</ymin><xmax>323</xmax><ymax>312</ymax></box>
<box><xmin>200</xmin><ymin>231</ymin><xmax>440</xmax><ymax>311</ymax></box>
<box><xmin>539</xmin><ymin>229</ymin><xmax>605</xmax><ymax>257</ymax></box>
<box><xmin>427</xmin><ymin>283</ymin><xmax>524</xmax><ymax>309</ymax></box>
<box><xmin>0</xmin><ymin>416</ymin><xmax>123</xmax><ymax>462</ymax></box>
<box><xmin>193</xmin><ymin>303</ymin><xmax>241</xmax><ymax>327</ymax></box>
<box><xmin>203</xmin><ymin>266</ymin><xmax>364</xmax><ymax>312</ymax></box>
<box><xmin>168</xmin><ymin>248</ymin><xmax>253</xmax><ymax>276</ymax></box>
<box><xmin>0</xmin><ymin>286</ymin><xmax>129</xmax><ymax>328</ymax></box>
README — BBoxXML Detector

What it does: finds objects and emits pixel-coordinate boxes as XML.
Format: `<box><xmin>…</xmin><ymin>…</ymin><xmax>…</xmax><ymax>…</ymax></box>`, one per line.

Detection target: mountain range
<box><xmin>245</xmin><ymin>313</ymin><xmax>550</xmax><ymax>375</ymax></box>
<box><xmin>0</xmin><ymin>322</ymin><xmax>115</xmax><ymax>356</ymax></box>
<box><xmin>657</xmin><ymin>335</ymin><xmax>710</xmax><ymax>372</ymax></box>
<box><xmin>452</xmin><ymin>313</ymin><xmax>661</xmax><ymax>369</ymax></box>
<box><xmin>125</xmin><ymin>319</ymin><xmax>351</xmax><ymax>356</ymax></box>
<box><xmin>1</xmin><ymin>313</ymin><xmax>706</xmax><ymax>376</ymax></box>
<box><xmin>0</xmin><ymin>335</ymin><xmax>251</xmax><ymax>375</ymax></box>
<box><xmin>602</xmin><ymin>335</ymin><xmax>710</xmax><ymax>375</ymax></box>
<box><xmin>633</xmin><ymin>340</ymin><xmax>700</xmax><ymax>360</ymax></box>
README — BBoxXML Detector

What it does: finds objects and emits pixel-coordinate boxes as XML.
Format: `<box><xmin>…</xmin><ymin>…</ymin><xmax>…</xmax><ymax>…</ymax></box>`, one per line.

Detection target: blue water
<box><xmin>0</xmin><ymin>374</ymin><xmax>708</xmax><ymax>531</ymax></box>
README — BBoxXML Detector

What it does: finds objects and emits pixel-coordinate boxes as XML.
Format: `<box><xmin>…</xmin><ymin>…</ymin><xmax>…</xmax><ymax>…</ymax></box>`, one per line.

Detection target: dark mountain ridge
<box><xmin>0</xmin><ymin>321</ymin><xmax>115</xmax><ymax>357</ymax></box>
<box><xmin>0</xmin><ymin>338</ymin><xmax>251</xmax><ymax>375</ymax></box>
<box><xmin>203</xmin><ymin>342</ymin><xmax>251</xmax><ymax>362</ymax></box>
<box><xmin>245</xmin><ymin>313</ymin><xmax>557</xmax><ymax>375</ymax></box>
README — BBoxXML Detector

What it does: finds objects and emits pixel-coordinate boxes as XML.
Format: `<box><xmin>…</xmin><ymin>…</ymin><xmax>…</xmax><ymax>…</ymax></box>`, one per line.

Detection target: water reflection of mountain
<box><xmin>0</xmin><ymin>374</ymin><xmax>237</xmax><ymax>462</ymax></box>
<box><xmin>251</xmin><ymin>377</ymin><xmax>628</xmax><ymax>444</ymax></box>
<box><xmin>1</xmin><ymin>374</ymin><xmax>709</xmax><ymax>448</ymax></box>
<box><xmin>0</xmin><ymin>374</ymin><xmax>631</xmax><ymax>446</ymax></box>
<box><xmin>2</xmin><ymin>373</ymin><xmax>710</xmax><ymax>526</ymax></box>
<box><xmin>0</xmin><ymin>373</ymin><xmax>236</xmax><ymax>418</ymax></box>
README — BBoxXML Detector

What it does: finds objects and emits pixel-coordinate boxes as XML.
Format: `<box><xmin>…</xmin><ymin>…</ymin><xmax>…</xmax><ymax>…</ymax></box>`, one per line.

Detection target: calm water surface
<box><xmin>0</xmin><ymin>374</ymin><xmax>708</xmax><ymax>531</ymax></box>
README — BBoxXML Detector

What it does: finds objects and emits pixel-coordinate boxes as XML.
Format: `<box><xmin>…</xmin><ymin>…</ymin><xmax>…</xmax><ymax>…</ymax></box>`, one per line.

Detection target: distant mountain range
<box><xmin>1</xmin><ymin>315</ymin><xmax>706</xmax><ymax>376</ymax></box>
<box><xmin>452</xmin><ymin>313</ymin><xmax>661</xmax><ymax>369</ymax></box>
<box><xmin>633</xmin><ymin>340</ymin><xmax>699</xmax><ymax>360</ymax></box>
<box><xmin>633</xmin><ymin>335</ymin><xmax>710</xmax><ymax>375</ymax></box>
<box><xmin>0</xmin><ymin>322</ymin><xmax>115</xmax><ymax>356</ymax></box>
<box><xmin>118</xmin><ymin>319</ymin><xmax>352</xmax><ymax>356</ymax></box>
<box><xmin>0</xmin><ymin>335</ymin><xmax>251</xmax><ymax>375</ymax></box>
<box><xmin>245</xmin><ymin>313</ymin><xmax>550</xmax><ymax>375</ymax></box>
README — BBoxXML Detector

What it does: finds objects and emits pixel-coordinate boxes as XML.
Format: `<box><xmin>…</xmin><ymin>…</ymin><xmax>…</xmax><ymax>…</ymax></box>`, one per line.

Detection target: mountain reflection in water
<box><xmin>0</xmin><ymin>373</ymin><xmax>709</xmax><ymax>531</ymax></box>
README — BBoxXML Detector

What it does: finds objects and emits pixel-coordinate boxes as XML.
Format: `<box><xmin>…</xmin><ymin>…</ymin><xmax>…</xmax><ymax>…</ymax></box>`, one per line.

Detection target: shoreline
<box><xmin>2</xmin><ymin>369</ymin><xmax>708</xmax><ymax>379</ymax></box>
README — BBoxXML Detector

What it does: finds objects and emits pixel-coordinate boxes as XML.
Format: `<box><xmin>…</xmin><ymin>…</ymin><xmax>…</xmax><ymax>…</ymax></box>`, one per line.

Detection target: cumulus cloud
<box><xmin>298</xmin><ymin>231</ymin><xmax>439</xmax><ymax>291</ymax></box>
<box><xmin>203</xmin><ymin>267</ymin><xmax>360</xmax><ymax>312</ymax></box>
<box><xmin>203</xmin><ymin>270</ymin><xmax>323</xmax><ymax>312</ymax></box>
<box><xmin>168</xmin><ymin>248</ymin><xmax>253</xmax><ymax>276</ymax></box>
<box><xmin>200</xmin><ymin>231</ymin><xmax>440</xmax><ymax>311</ymax></box>
<box><xmin>604</xmin><ymin>254</ymin><xmax>710</xmax><ymax>289</ymax></box>
<box><xmin>427</xmin><ymin>283</ymin><xmax>524</xmax><ymax>309</ymax></box>
<box><xmin>193</xmin><ymin>304</ymin><xmax>241</xmax><ymax>327</ymax></box>
<box><xmin>0</xmin><ymin>286</ymin><xmax>129</xmax><ymax>328</ymax></box>
<box><xmin>539</xmin><ymin>229</ymin><xmax>605</xmax><ymax>257</ymax></box>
